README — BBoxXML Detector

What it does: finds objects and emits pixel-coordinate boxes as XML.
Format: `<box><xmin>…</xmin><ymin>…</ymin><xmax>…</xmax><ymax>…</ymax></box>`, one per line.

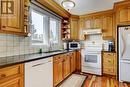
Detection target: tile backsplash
<box><xmin>0</xmin><ymin>33</ymin><xmax>50</xmax><ymax>57</ymax></box>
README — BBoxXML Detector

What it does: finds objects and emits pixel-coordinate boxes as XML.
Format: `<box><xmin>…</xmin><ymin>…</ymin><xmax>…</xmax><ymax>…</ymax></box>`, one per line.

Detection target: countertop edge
<box><xmin>0</xmin><ymin>49</ymin><xmax>80</xmax><ymax>69</ymax></box>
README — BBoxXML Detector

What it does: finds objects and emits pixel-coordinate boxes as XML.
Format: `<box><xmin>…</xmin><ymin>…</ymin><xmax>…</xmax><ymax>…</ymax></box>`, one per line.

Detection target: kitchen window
<box><xmin>30</xmin><ymin>4</ymin><xmax>61</xmax><ymax>48</ymax></box>
<box><xmin>31</xmin><ymin>10</ymin><xmax>48</xmax><ymax>45</ymax></box>
<box><xmin>50</xmin><ymin>17</ymin><xmax>61</xmax><ymax>44</ymax></box>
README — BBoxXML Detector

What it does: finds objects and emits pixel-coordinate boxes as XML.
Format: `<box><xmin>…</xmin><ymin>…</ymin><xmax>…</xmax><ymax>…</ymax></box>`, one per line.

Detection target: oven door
<box><xmin>82</xmin><ymin>51</ymin><xmax>101</xmax><ymax>68</ymax></box>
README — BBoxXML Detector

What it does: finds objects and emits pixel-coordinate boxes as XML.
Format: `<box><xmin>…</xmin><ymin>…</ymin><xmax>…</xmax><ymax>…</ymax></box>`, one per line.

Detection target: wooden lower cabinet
<box><xmin>53</xmin><ymin>55</ymin><xmax>63</xmax><ymax>86</ymax></box>
<box><xmin>0</xmin><ymin>64</ymin><xmax>24</xmax><ymax>87</ymax></box>
<box><xmin>103</xmin><ymin>52</ymin><xmax>117</xmax><ymax>76</ymax></box>
<box><xmin>76</xmin><ymin>51</ymin><xmax>81</xmax><ymax>71</ymax></box>
<box><xmin>63</xmin><ymin>54</ymin><xmax>71</xmax><ymax>79</ymax></box>
<box><xmin>53</xmin><ymin>52</ymin><xmax>77</xmax><ymax>86</ymax></box>
<box><xmin>70</xmin><ymin>52</ymin><xmax>76</xmax><ymax>73</ymax></box>
<box><xmin>0</xmin><ymin>76</ymin><xmax>23</xmax><ymax>87</ymax></box>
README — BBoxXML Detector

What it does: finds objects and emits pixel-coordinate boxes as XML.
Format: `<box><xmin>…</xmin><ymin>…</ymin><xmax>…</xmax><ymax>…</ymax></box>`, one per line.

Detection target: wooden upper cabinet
<box><xmin>102</xmin><ymin>15</ymin><xmax>113</xmax><ymax>39</ymax></box>
<box><xmin>70</xmin><ymin>15</ymin><xmax>79</xmax><ymax>40</ymax></box>
<box><xmin>93</xmin><ymin>16</ymin><xmax>103</xmax><ymax>28</ymax></box>
<box><xmin>70</xmin><ymin>19</ymin><xmax>79</xmax><ymax>40</ymax></box>
<box><xmin>85</xmin><ymin>18</ymin><xmax>93</xmax><ymax>29</ymax></box>
<box><xmin>1</xmin><ymin>0</ymin><xmax>24</xmax><ymax>33</ymax></box>
<box><xmin>84</xmin><ymin>16</ymin><xmax>103</xmax><ymax>29</ymax></box>
<box><xmin>79</xmin><ymin>19</ymin><xmax>85</xmax><ymax>29</ymax></box>
<box><xmin>115</xmin><ymin>1</ymin><xmax>130</xmax><ymax>24</ymax></box>
<box><xmin>119</xmin><ymin>8</ymin><xmax>130</xmax><ymax>22</ymax></box>
<box><xmin>117</xmin><ymin>7</ymin><xmax>130</xmax><ymax>23</ymax></box>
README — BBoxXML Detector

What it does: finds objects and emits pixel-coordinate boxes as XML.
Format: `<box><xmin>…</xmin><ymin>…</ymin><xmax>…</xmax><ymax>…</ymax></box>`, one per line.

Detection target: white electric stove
<box><xmin>81</xmin><ymin>41</ymin><xmax>103</xmax><ymax>75</ymax></box>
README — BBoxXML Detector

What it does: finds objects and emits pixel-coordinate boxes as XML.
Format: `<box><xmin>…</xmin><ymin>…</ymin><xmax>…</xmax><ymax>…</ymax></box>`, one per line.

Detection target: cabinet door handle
<box><xmin>2</xmin><ymin>26</ymin><xmax>6</xmax><ymax>28</ymax></box>
<box><xmin>108</xmin><ymin>60</ymin><xmax>111</xmax><ymax>62</ymax></box>
<box><xmin>1</xmin><ymin>74</ymin><xmax>6</xmax><ymax>78</ymax></box>
<box><xmin>108</xmin><ymin>54</ymin><xmax>111</xmax><ymax>55</ymax></box>
<box><xmin>63</xmin><ymin>59</ymin><xmax>65</xmax><ymax>62</ymax></box>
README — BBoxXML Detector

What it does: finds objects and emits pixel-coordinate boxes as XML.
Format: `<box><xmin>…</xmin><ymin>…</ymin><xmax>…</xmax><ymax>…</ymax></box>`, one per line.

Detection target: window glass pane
<box><xmin>30</xmin><ymin>5</ymin><xmax>61</xmax><ymax>50</ymax></box>
<box><xmin>50</xmin><ymin>18</ymin><xmax>60</xmax><ymax>44</ymax></box>
<box><xmin>31</xmin><ymin>10</ymin><xmax>45</xmax><ymax>45</ymax></box>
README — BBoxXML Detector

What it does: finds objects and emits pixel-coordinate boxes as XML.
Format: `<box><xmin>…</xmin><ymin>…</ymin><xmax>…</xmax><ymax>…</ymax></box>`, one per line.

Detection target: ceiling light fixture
<box><xmin>61</xmin><ymin>0</ymin><xmax>75</xmax><ymax>11</ymax></box>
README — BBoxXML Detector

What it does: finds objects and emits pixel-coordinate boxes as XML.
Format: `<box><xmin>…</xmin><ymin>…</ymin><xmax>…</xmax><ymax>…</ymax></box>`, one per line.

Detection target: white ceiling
<box><xmin>54</xmin><ymin>0</ymin><xmax>124</xmax><ymax>15</ymax></box>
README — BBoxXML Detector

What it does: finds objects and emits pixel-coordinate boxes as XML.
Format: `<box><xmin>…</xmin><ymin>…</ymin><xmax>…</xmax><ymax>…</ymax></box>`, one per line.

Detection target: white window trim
<box><xmin>30</xmin><ymin>3</ymin><xmax>62</xmax><ymax>50</ymax></box>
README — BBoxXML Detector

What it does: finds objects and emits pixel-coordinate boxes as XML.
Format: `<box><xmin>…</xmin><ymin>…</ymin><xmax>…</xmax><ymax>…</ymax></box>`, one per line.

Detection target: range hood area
<box><xmin>82</xmin><ymin>29</ymin><xmax>102</xmax><ymax>35</ymax></box>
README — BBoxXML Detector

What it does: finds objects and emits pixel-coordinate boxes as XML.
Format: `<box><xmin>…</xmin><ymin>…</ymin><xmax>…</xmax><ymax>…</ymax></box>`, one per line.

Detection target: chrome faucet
<box><xmin>49</xmin><ymin>41</ymin><xmax>54</xmax><ymax>51</ymax></box>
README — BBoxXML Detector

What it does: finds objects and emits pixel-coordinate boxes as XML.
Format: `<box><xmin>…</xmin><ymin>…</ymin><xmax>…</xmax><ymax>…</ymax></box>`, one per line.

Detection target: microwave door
<box><xmin>119</xmin><ymin>27</ymin><xmax>130</xmax><ymax>60</ymax></box>
<box><xmin>69</xmin><ymin>43</ymin><xmax>79</xmax><ymax>49</ymax></box>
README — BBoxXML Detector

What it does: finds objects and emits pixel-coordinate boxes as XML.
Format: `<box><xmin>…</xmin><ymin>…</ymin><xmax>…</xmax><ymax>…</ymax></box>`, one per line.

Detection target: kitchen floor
<box><xmin>83</xmin><ymin>74</ymin><xmax>130</xmax><ymax>87</ymax></box>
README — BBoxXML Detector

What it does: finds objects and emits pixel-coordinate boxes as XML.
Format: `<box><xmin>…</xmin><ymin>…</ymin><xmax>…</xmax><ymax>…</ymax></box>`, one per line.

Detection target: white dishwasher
<box><xmin>25</xmin><ymin>57</ymin><xmax>53</xmax><ymax>87</ymax></box>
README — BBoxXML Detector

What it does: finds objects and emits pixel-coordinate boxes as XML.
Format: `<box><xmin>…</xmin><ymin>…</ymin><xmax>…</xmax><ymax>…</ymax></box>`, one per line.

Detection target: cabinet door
<box><xmin>116</xmin><ymin>5</ymin><xmax>130</xmax><ymax>23</ymax></box>
<box><xmin>70</xmin><ymin>20</ymin><xmax>79</xmax><ymax>40</ymax></box>
<box><xmin>102</xmin><ymin>15</ymin><xmax>113</xmax><ymax>39</ymax></box>
<box><xmin>0</xmin><ymin>77</ymin><xmax>23</xmax><ymax>87</ymax></box>
<box><xmin>70</xmin><ymin>52</ymin><xmax>76</xmax><ymax>73</ymax></box>
<box><xmin>79</xmin><ymin>19</ymin><xmax>85</xmax><ymax>29</ymax></box>
<box><xmin>76</xmin><ymin>51</ymin><xmax>81</xmax><ymax>71</ymax></box>
<box><xmin>118</xmin><ymin>7</ymin><xmax>130</xmax><ymax>23</ymax></box>
<box><xmin>53</xmin><ymin>57</ymin><xmax>63</xmax><ymax>86</ymax></box>
<box><xmin>103</xmin><ymin>53</ymin><xmax>116</xmax><ymax>75</ymax></box>
<box><xmin>63</xmin><ymin>54</ymin><xmax>70</xmax><ymax>79</ymax></box>
<box><xmin>93</xmin><ymin>17</ymin><xmax>103</xmax><ymax>28</ymax></box>
<box><xmin>1</xmin><ymin>0</ymin><xmax>24</xmax><ymax>33</ymax></box>
<box><xmin>85</xmin><ymin>18</ymin><xmax>93</xmax><ymax>29</ymax></box>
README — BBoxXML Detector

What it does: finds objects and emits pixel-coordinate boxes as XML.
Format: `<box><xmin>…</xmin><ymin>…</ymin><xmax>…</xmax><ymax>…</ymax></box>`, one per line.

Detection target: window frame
<box><xmin>30</xmin><ymin>3</ymin><xmax>62</xmax><ymax>48</ymax></box>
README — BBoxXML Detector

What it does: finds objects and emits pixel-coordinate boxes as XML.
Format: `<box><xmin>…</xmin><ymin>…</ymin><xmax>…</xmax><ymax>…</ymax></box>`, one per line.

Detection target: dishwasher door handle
<box><xmin>32</xmin><ymin>60</ymin><xmax>52</xmax><ymax>67</ymax></box>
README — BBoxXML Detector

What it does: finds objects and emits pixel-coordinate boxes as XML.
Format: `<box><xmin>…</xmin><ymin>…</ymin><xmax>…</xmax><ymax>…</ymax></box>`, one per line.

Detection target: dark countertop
<box><xmin>0</xmin><ymin>49</ymin><xmax>79</xmax><ymax>68</ymax></box>
<box><xmin>102</xmin><ymin>51</ymin><xmax>116</xmax><ymax>53</ymax></box>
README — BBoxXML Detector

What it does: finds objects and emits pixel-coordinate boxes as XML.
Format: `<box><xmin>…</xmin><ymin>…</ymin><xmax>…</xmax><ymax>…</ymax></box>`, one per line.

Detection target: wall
<box><xmin>81</xmin><ymin>34</ymin><xmax>110</xmax><ymax>51</ymax></box>
<box><xmin>0</xmin><ymin>33</ymin><xmax>62</xmax><ymax>57</ymax></box>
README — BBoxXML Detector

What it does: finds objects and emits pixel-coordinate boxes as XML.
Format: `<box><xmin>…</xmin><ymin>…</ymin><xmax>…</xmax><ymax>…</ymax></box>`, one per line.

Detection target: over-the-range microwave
<box><xmin>69</xmin><ymin>42</ymin><xmax>81</xmax><ymax>50</ymax></box>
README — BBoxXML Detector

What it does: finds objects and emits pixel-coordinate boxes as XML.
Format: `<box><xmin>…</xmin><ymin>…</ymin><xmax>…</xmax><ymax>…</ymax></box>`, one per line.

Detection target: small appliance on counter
<box><xmin>108</xmin><ymin>41</ymin><xmax>115</xmax><ymax>52</ymax></box>
<box><xmin>63</xmin><ymin>42</ymin><xmax>67</xmax><ymax>50</ymax></box>
<box><xmin>63</xmin><ymin>40</ymin><xmax>81</xmax><ymax>50</ymax></box>
<box><xmin>68</xmin><ymin>41</ymin><xmax>81</xmax><ymax>50</ymax></box>
<box><xmin>103</xmin><ymin>40</ymin><xmax>115</xmax><ymax>52</ymax></box>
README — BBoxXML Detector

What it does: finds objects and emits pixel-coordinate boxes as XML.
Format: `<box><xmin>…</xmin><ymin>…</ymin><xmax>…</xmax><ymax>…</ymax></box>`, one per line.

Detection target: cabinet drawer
<box><xmin>103</xmin><ymin>53</ymin><xmax>115</xmax><ymax>58</ymax></box>
<box><xmin>0</xmin><ymin>64</ymin><xmax>23</xmax><ymax>80</ymax></box>
<box><xmin>103</xmin><ymin>58</ymin><xmax>114</xmax><ymax>65</ymax></box>
<box><xmin>0</xmin><ymin>76</ymin><xmax>22</xmax><ymax>87</ymax></box>
<box><xmin>104</xmin><ymin>68</ymin><xmax>114</xmax><ymax>74</ymax></box>
<box><xmin>54</xmin><ymin>56</ymin><xmax>60</xmax><ymax>61</ymax></box>
<box><xmin>54</xmin><ymin>55</ymin><xmax>64</xmax><ymax>62</ymax></box>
